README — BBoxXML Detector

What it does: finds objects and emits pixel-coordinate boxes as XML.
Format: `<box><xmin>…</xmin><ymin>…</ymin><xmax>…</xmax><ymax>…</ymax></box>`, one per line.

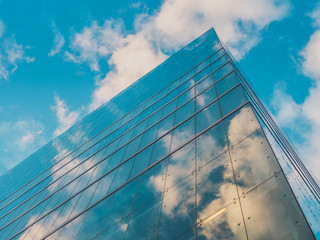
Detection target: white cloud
<box><xmin>51</xmin><ymin>95</ymin><xmax>80</xmax><ymax>137</ymax></box>
<box><xmin>0</xmin><ymin>118</ymin><xmax>45</xmax><ymax>173</ymax></box>
<box><xmin>301</xmin><ymin>30</ymin><xmax>320</xmax><ymax>79</ymax></box>
<box><xmin>272</xmin><ymin>6</ymin><xmax>320</xmax><ymax>178</ymax></box>
<box><xmin>136</xmin><ymin>0</ymin><xmax>289</xmax><ymax>56</ymax></box>
<box><xmin>0</xmin><ymin>20</ymin><xmax>34</xmax><ymax>81</ymax></box>
<box><xmin>20</xmin><ymin>132</ymin><xmax>36</xmax><ymax>145</ymax></box>
<box><xmin>89</xmin><ymin>33</ymin><xmax>167</xmax><ymax>110</ymax></box>
<box><xmin>65</xmin><ymin>20</ymin><xmax>123</xmax><ymax>71</ymax></box>
<box><xmin>64</xmin><ymin>0</ymin><xmax>289</xmax><ymax>111</ymax></box>
<box><xmin>272</xmin><ymin>84</ymin><xmax>302</xmax><ymax>126</ymax></box>
<box><xmin>49</xmin><ymin>22</ymin><xmax>65</xmax><ymax>56</ymax></box>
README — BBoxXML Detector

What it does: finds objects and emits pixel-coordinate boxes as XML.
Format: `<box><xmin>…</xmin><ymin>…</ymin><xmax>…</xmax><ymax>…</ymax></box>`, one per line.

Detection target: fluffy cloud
<box><xmin>48</xmin><ymin>22</ymin><xmax>65</xmax><ymax>56</ymax></box>
<box><xmin>65</xmin><ymin>20</ymin><xmax>123</xmax><ymax>71</ymax></box>
<box><xmin>51</xmin><ymin>95</ymin><xmax>80</xmax><ymax>137</ymax></box>
<box><xmin>0</xmin><ymin>20</ymin><xmax>34</xmax><ymax>81</ymax></box>
<box><xmin>65</xmin><ymin>0</ymin><xmax>289</xmax><ymax>111</ymax></box>
<box><xmin>89</xmin><ymin>33</ymin><xmax>167</xmax><ymax>110</ymax></box>
<box><xmin>271</xmin><ymin>83</ymin><xmax>302</xmax><ymax>126</ymax></box>
<box><xmin>272</xmin><ymin>6</ymin><xmax>320</xmax><ymax>177</ymax></box>
<box><xmin>0</xmin><ymin>118</ymin><xmax>45</xmax><ymax>174</ymax></box>
<box><xmin>137</xmin><ymin>0</ymin><xmax>289</xmax><ymax>56</ymax></box>
<box><xmin>301</xmin><ymin>30</ymin><xmax>320</xmax><ymax>79</ymax></box>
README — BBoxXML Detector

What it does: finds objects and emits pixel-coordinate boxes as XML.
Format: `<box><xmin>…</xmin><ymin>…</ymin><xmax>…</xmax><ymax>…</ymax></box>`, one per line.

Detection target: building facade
<box><xmin>0</xmin><ymin>28</ymin><xmax>319</xmax><ymax>239</ymax></box>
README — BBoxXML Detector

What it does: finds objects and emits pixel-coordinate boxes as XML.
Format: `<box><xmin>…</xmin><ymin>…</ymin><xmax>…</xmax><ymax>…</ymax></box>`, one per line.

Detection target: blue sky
<box><xmin>0</xmin><ymin>0</ymin><xmax>319</xmax><ymax>177</ymax></box>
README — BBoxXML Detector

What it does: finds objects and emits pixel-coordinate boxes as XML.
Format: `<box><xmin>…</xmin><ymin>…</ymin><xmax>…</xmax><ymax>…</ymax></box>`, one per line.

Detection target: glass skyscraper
<box><xmin>0</xmin><ymin>28</ymin><xmax>319</xmax><ymax>240</ymax></box>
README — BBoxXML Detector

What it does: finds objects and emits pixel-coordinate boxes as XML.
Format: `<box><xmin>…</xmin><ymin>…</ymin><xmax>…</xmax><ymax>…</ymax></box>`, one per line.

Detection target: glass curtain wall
<box><xmin>0</xmin><ymin>28</ymin><xmax>317</xmax><ymax>240</ymax></box>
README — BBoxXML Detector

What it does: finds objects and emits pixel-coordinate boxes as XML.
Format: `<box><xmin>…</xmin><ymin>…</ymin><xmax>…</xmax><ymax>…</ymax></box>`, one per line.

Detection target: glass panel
<box><xmin>230</xmin><ymin>128</ymin><xmax>281</xmax><ymax>194</ymax></box>
<box><xmin>161</xmin><ymin>98</ymin><xmax>178</xmax><ymax>118</ymax></box>
<box><xmin>175</xmin><ymin>227</ymin><xmax>196</xmax><ymax>240</ymax></box>
<box><xmin>194</xmin><ymin>64</ymin><xmax>213</xmax><ymax>82</ymax></box>
<box><xmin>177</xmin><ymin>88</ymin><xmax>195</xmax><ymax>109</ymax></box>
<box><xmin>149</xmin><ymin>132</ymin><xmax>172</xmax><ymax>166</ymax></box>
<box><xmin>117</xmin><ymin>129</ymin><xmax>134</xmax><ymax>148</ymax></box>
<box><xmin>108</xmin><ymin>157</ymin><xmax>134</xmax><ymax>193</ymax></box>
<box><xmin>179</xmin><ymin>78</ymin><xmax>195</xmax><ymax>94</ymax></box>
<box><xmin>128</xmin><ymin>144</ymin><xmax>154</xmax><ymax>179</ymax></box>
<box><xmin>122</xmin><ymin>134</ymin><xmax>143</xmax><ymax>161</ymax></box>
<box><xmin>166</xmin><ymin>141</ymin><xmax>195</xmax><ymax>189</ymax></box>
<box><xmin>98</xmin><ymin>216</ymin><xmax>129</xmax><ymax>239</ymax></box>
<box><xmin>219</xmin><ymin>86</ymin><xmax>247</xmax><ymax>117</ymax></box>
<box><xmin>196</xmin><ymin>121</ymin><xmax>227</xmax><ymax>165</ymax></box>
<box><xmin>210</xmin><ymin>55</ymin><xmax>229</xmax><ymax>74</ymax></box>
<box><xmin>195</xmin><ymin>74</ymin><xmax>214</xmax><ymax>95</ymax></box>
<box><xmin>171</xmin><ymin>117</ymin><xmax>195</xmax><ymax>152</ymax></box>
<box><xmin>157</xmin><ymin>112</ymin><xmax>175</xmax><ymax>136</ymax></box>
<box><xmin>197</xmin><ymin>152</ymin><xmax>238</xmax><ymax>220</ymax></box>
<box><xmin>145</xmin><ymin>106</ymin><xmax>163</xmax><ymax>129</ymax></box>
<box><xmin>215</xmin><ymin>71</ymin><xmax>239</xmax><ymax>96</ymax></box>
<box><xmin>158</xmin><ymin>174</ymin><xmax>196</xmax><ymax>239</ymax></box>
<box><xmin>175</xmin><ymin>99</ymin><xmax>195</xmax><ymax>126</ymax></box>
<box><xmin>197</xmin><ymin>200</ymin><xmax>247</xmax><ymax>240</ymax></box>
<box><xmin>65</xmin><ymin>196</ymin><xmax>114</xmax><ymax>240</ymax></box>
<box><xmin>196</xmin><ymin>85</ymin><xmax>217</xmax><ymax>111</ymax></box>
<box><xmin>139</xmin><ymin>123</ymin><xmax>159</xmax><ymax>150</ymax></box>
<box><xmin>125</xmin><ymin>197</ymin><xmax>162</xmax><ymax>239</ymax></box>
<box><xmin>134</xmin><ymin>159</ymin><xmax>168</xmax><ymax>210</ymax></box>
<box><xmin>241</xmin><ymin>172</ymin><xmax>315</xmax><ymax>240</ymax></box>
<box><xmin>213</xmin><ymin>62</ymin><xmax>233</xmax><ymax>82</ymax></box>
<box><xmin>100</xmin><ymin>179</ymin><xmax>139</xmax><ymax>233</ymax></box>
<box><xmin>196</xmin><ymin>101</ymin><xmax>221</xmax><ymax>134</ymax></box>
<box><xmin>130</xmin><ymin>118</ymin><xmax>149</xmax><ymax>139</ymax></box>
<box><xmin>208</xmin><ymin>48</ymin><xmax>225</xmax><ymax>64</ymax></box>
<box><xmin>224</xmin><ymin>105</ymin><xmax>260</xmax><ymax>146</ymax></box>
<box><xmin>195</xmin><ymin>56</ymin><xmax>212</xmax><ymax>73</ymax></box>
<box><xmin>178</xmin><ymin>70</ymin><xmax>195</xmax><ymax>88</ymax></box>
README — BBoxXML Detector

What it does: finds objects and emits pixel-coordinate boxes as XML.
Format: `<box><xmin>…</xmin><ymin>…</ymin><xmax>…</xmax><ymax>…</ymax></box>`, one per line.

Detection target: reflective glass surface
<box><xmin>0</xmin><ymin>28</ymin><xmax>317</xmax><ymax>240</ymax></box>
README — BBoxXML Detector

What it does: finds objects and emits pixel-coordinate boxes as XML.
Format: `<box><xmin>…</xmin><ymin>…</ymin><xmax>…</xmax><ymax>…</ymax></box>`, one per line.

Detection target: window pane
<box><xmin>158</xmin><ymin>174</ymin><xmax>196</xmax><ymax>239</ymax></box>
<box><xmin>215</xmin><ymin>72</ymin><xmax>239</xmax><ymax>97</ymax></box>
<box><xmin>196</xmin><ymin>85</ymin><xmax>217</xmax><ymax>111</ymax></box>
<box><xmin>175</xmin><ymin>99</ymin><xmax>195</xmax><ymax>126</ymax></box>
<box><xmin>149</xmin><ymin>132</ymin><xmax>172</xmax><ymax>166</ymax></box>
<box><xmin>166</xmin><ymin>141</ymin><xmax>195</xmax><ymax>189</ymax></box>
<box><xmin>134</xmin><ymin>159</ymin><xmax>168</xmax><ymax>209</ymax></box>
<box><xmin>177</xmin><ymin>87</ymin><xmax>195</xmax><ymax>108</ymax></box>
<box><xmin>196</xmin><ymin>74</ymin><xmax>214</xmax><ymax>95</ymax></box>
<box><xmin>196</xmin><ymin>122</ymin><xmax>227</xmax><ymax>164</ymax></box>
<box><xmin>213</xmin><ymin>62</ymin><xmax>233</xmax><ymax>82</ymax></box>
<box><xmin>197</xmin><ymin>200</ymin><xmax>247</xmax><ymax>240</ymax></box>
<box><xmin>171</xmin><ymin>117</ymin><xmax>195</xmax><ymax>152</ymax></box>
<box><xmin>241</xmin><ymin>172</ymin><xmax>315</xmax><ymax>240</ymax></box>
<box><xmin>196</xmin><ymin>101</ymin><xmax>220</xmax><ymax>134</ymax></box>
<box><xmin>224</xmin><ymin>105</ymin><xmax>260</xmax><ymax>146</ymax></box>
<box><xmin>197</xmin><ymin>152</ymin><xmax>237</xmax><ymax>221</ymax></box>
<box><xmin>219</xmin><ymin>86</ymin><xmax>247</xmax><ymax>117</ymax></box>
<box><xmin>230</xmin><ymin>128</ymin><xmax>281</xmax><ymax>193</ymax></box>
<box><xmin>125</xmin><ymin>197</ymin><xmax>162</xmax><ymax>239</ymax></box>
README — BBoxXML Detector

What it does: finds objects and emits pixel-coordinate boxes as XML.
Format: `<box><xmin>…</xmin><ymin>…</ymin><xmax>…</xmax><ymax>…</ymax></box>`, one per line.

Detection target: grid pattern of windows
<box><xmin>0</xmin><ymin>28</ymin><xmax>317</xmax><ymax>240</ymax></box>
